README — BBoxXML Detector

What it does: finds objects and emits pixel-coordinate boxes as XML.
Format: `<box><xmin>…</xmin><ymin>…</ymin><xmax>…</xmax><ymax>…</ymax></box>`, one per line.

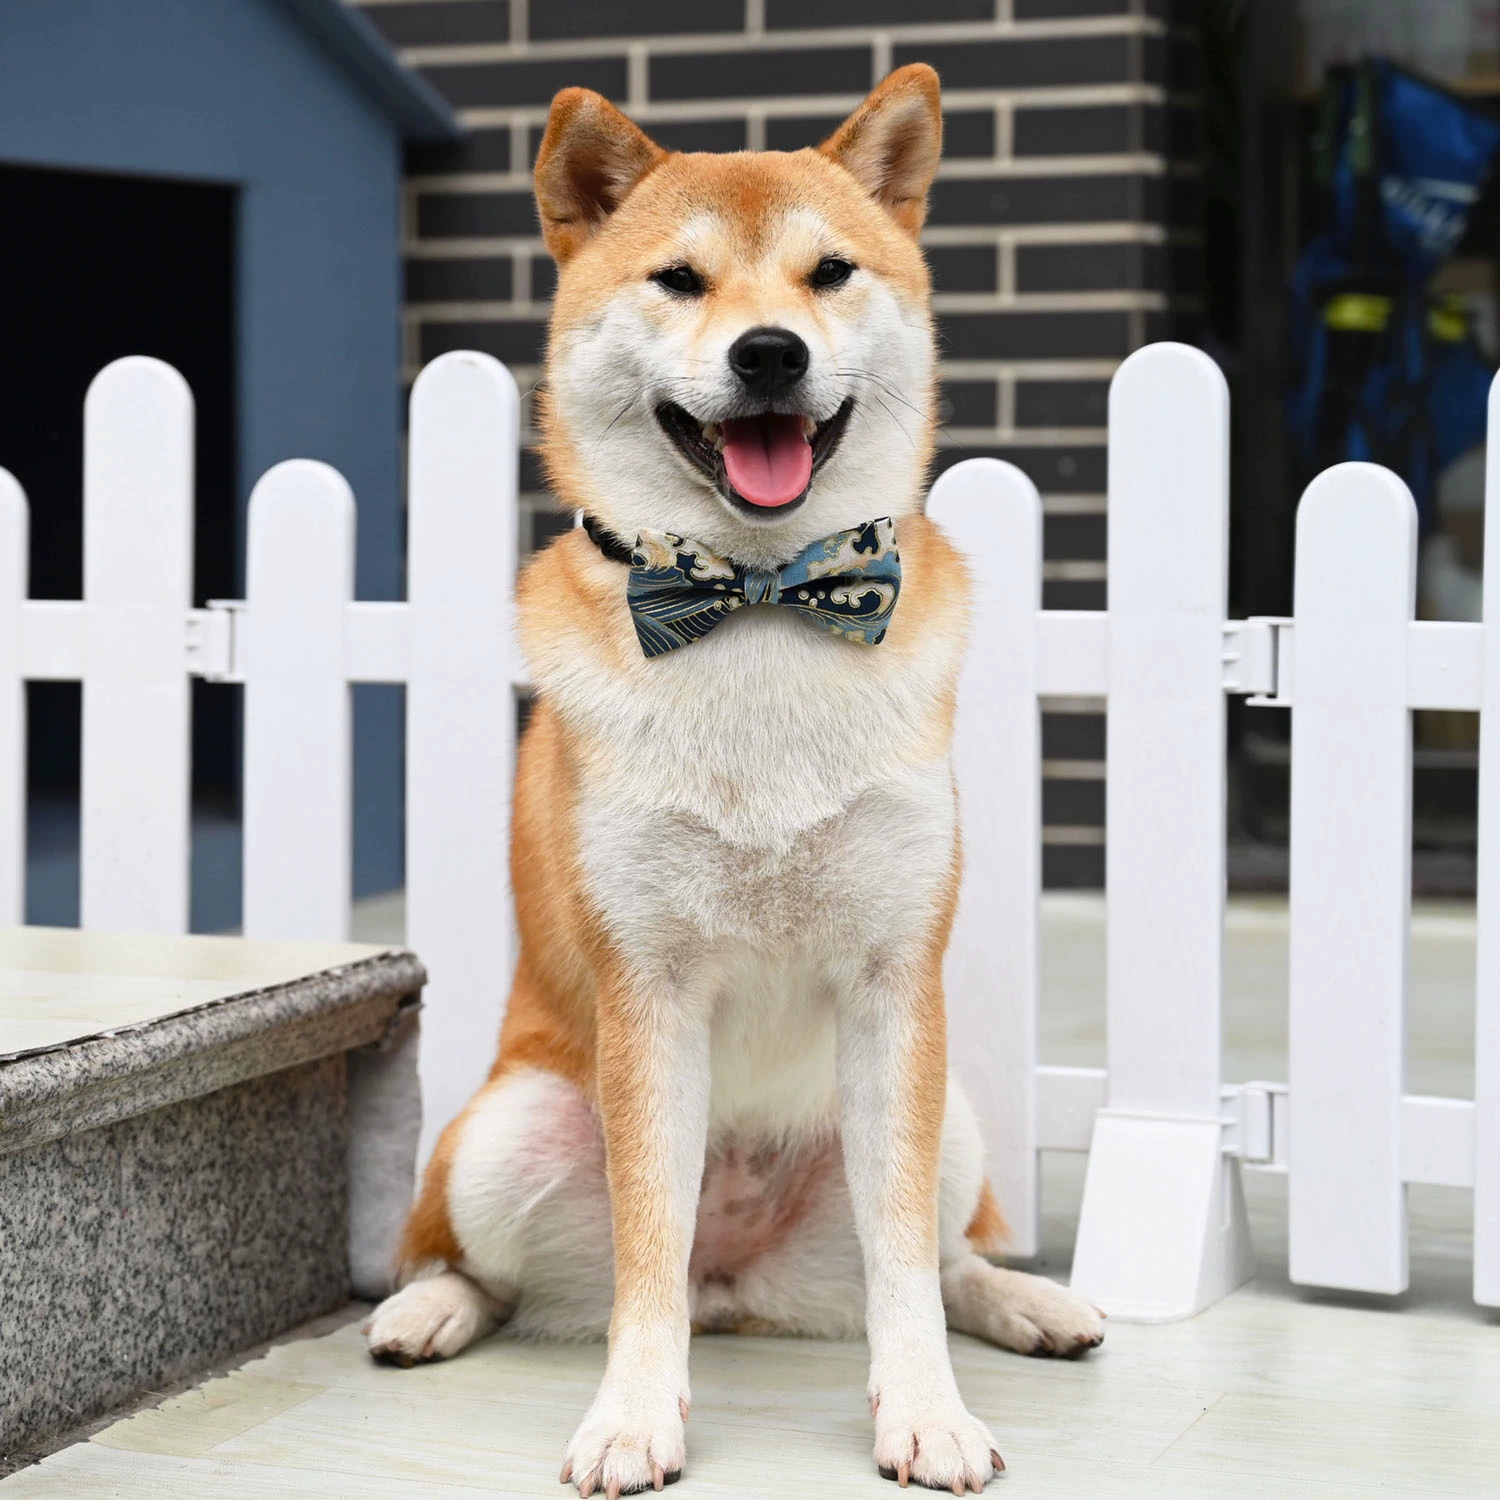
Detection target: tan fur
<box><xmin>370</xmin><ymin>66</ymin><xmax>1102</xmax><ymax>1493</ymax></box>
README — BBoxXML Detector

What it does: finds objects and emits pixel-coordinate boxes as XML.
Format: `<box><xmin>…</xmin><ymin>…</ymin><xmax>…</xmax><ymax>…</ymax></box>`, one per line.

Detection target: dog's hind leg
<box><xmin>365</xmin><ymin>1271</ymin><xmax>508</xmax><ymax>1367</ymax></box>
<box><xmin>937</xmin><ymin>1082</ymin><xmax>1105</xmax><ymax>1358</ymax></box>
<box><xmin>366</xmin><ymin>1065</ymin><xmax>614</xmax><ymax>1364</ymax></box>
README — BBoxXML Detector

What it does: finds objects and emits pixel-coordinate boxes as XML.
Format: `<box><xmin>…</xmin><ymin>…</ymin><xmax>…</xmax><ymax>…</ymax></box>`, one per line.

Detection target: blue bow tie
<box><xmin>624</xmin><ymin>519</ymin><xmax>902</xmax><ymax>659</ymax></box>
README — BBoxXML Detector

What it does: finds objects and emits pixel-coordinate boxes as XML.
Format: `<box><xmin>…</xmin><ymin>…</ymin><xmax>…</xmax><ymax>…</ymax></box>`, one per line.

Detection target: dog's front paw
<box><xmin>872</xmin><ymin>1390</ymin><xmax>1002</xmax><ymax>1495</ymax></box>
<box><xmin>563</xmin><ymin>1385</ymin><xmax>687</xmax><ymax>1498</ymax></box>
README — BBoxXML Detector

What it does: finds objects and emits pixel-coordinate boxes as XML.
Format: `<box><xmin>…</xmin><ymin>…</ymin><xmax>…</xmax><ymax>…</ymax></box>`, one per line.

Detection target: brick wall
<box><xmin>357</xmin><ymin>0</ymin><xmax>1201</xmax><ymax>886</ymax></box>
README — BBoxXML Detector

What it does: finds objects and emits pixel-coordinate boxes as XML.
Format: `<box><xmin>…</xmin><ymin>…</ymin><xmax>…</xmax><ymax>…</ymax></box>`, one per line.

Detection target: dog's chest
<box><xmin>564</xmin><ymin>609</ymin><xmax>956</xmax><ymax>962</ymax></box>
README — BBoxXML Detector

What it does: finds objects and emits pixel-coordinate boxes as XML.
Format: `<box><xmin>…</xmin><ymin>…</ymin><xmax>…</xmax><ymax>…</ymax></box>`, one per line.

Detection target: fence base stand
<box><xmin>1067</xmin><ymin>1111</ymin><xmax>1254</xmax><ymax>1322</ymax></box>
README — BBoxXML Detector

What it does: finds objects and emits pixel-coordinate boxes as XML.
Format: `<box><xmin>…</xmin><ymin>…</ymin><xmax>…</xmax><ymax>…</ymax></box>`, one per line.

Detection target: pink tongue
<box><xmin>720</xmin><ymin>414</ymin><xmax>813</xmax><ymax>508</ymax></box>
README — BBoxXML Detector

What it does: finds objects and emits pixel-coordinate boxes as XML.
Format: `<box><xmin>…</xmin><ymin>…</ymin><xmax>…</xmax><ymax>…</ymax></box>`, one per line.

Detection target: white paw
<box><xmin>944</xmin><ymin>1260</ymin><xmax>1105</xmax><ymax>1359</ymax></box>
<box><xmin>994</xmin><ymin>1272</ymin><xmax>1105</xmax><ymax>1358</ymax></box>
<box><xmin>872</xmin><ymin>1389</ymin><xmax>1002</xmax><ymax>1494</ymax></box>
<box><xmin>563</xmin><ymin>1383</ymin><xmax>688</xmax><ymax>1498</ymax></box>
<box><xmin>364</xmin><ymin>1272</ymin><xmax>499</xmax><ymax>1367</ymax></box>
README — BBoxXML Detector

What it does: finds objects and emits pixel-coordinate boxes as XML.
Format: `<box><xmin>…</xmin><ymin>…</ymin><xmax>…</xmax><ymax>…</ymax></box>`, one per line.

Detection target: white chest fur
<box><xmin>539</xmin><ymin>603</ymin><xmax>960</xmax><ymax>1133</ymax></box>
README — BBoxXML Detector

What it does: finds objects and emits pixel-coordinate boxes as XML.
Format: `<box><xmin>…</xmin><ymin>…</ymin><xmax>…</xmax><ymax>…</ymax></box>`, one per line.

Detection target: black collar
<box><xmin>581</xmin><ymin>513</ymin><xmax>634</xmax><ymax>565</ymax></box>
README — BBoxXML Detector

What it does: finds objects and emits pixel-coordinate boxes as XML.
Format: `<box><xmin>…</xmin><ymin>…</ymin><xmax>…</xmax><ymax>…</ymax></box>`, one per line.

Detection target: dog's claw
<box><xmin>578</xmin><ymin>1477</ymin><xmax>595</xmax><ymax>1499</ymax></box>
<box><xmin>897</xmin><ymin>1460</ymin><xmax>910</xmax><ymax>1487</ymax></box>
<box><xmin>560</xmin><ymin>1460</ymin><xmax>573</xmax><ymax>1484</ymax></box>
<box><xmin>606</xmin><ymin>1481</ymin><xmax>620</xmax><ymax>1500</ymax></box>
<box><xmin>652</xmin><ymin>1464</ymin><xmax>665</xmax><ymax>1492</ymax></box>
<box><xmin>990</xmin><ymin>1449</ymin><xmax>1006</xmax><ymax>1473</ymax></box>
<box><xmin>679</xmin><ymin>1396</ymin><xmax>691</xmax><ymax>1422</ymax></box>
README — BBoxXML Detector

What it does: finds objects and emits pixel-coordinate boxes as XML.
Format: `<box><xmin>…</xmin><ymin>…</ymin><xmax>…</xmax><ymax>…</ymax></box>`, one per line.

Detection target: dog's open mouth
<box><xmin>655</xmin><ymin>398</ymin><xmax>854</xmax><ymax>515</ymax></box>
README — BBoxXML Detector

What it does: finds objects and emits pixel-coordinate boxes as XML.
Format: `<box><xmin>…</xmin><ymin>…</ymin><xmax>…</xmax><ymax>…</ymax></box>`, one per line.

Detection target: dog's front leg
<box><xmin>563</xmin><ymin>972</ymin><xmax>711</xmax><ymax>1498</ymax></box>
<box><xmin>838</xmin><ymin>960</ymin><xmax>1002</xmax><ymax>1494</ymax></box>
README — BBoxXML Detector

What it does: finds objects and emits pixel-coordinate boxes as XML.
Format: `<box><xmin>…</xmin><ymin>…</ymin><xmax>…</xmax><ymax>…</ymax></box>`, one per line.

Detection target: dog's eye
<box><xmin>652</xmin><ymin>265</ymin><xmax>705</xmax><ymax>296</ymax></box>
<box><xmin>809</xmin><ymin>257</ymin><xmax>855</xmax><ymax>289</ymax></box>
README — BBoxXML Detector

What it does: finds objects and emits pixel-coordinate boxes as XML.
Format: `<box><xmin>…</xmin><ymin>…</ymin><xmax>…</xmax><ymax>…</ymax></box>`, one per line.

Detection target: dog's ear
<box><xmin>535</xmin><ymin>89</ymin><xmax>666</xmax><ymax>263</ymax></box>
<box><xmin>819</xmin><ymin>65</ymin><xmax>942</xmax><ymax>237</ymax></box>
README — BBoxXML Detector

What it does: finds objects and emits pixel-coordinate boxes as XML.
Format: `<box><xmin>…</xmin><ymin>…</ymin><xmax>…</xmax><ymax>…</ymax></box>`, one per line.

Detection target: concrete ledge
<box><xmin>0</xmin><ymin>949</ymin><xmax>425</xmax><ymax>1154</ymax></box>
<box><xmin>0</xmin><ymin>939</ymin><xmax>428</xmax><ymax>1456</ymax></box>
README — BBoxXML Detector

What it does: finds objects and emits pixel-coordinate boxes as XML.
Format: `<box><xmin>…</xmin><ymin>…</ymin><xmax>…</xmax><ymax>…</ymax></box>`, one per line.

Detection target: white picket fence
<box><xmin>1</xmin><ymin>343</ymin><xmax>1495</xmax><ymax>1320</ymax></box>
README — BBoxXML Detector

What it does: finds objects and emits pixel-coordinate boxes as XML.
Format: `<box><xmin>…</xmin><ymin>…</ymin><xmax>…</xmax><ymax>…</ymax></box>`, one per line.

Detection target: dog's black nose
<box><xmin>728</xmin><ymin>326</ymin><xmax>809</xmax><ymax>393</ymax></box>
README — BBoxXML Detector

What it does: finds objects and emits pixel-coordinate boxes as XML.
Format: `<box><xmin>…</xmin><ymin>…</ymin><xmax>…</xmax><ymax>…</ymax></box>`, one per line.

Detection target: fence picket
<box><xmin>930</xmin><ymin>458</ymin><xmax>1042</xmax><ymax>1257</ymax></box>
<box><xmin>406</xmin><ymin>352</ymin><xmax>521</xmax><ymax>1166</ymax></box>
<box><xmin>1287</xmin><ymin>462</ymin><xmax>1415</xmax><ymax>1294</ymax></box>
<box><xmin>1474</xmin><ymin>376</ymin><xmax>1500</xmax><ymax>1307</ymax></box>
<box><xmin>80</xmin><ymin>358</ymin><xmax>194</xmax><ymax>934</ymax></box>
<box><xmin>1069</xmin><ymin>343</ymin><xmax>1252</xmax><ymax>1320</ymax></box>
<box><xmin>0</xmin><ymin>470</ymin><xmax>24</xmax><ymax>925</ymax></box>
<box><xmin>241</xmin><ymin>461</ymin><xmax>356</xmax><ymax>941</ymax></box>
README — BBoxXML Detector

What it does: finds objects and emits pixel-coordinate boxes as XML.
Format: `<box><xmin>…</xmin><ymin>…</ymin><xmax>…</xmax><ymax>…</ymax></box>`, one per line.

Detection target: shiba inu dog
<box><xmin>366</xmin><ymin>64</ymin><xmax>1104</xmax><ymax>1495</ymax></box>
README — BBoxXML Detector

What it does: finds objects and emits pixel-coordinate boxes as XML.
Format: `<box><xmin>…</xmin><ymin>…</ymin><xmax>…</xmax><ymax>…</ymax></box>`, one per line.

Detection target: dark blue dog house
<box><xmin>0</xmin><ymin>0</ymin><xmax>459</xmax><ymax>922</ymax></box>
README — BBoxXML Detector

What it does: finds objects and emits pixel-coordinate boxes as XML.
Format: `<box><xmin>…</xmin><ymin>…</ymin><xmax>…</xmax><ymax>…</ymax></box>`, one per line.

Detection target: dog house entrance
<box><xmin>0</xmin><ymin>162</ymin><xmax>236</xmax><ymax>923</ymax></box>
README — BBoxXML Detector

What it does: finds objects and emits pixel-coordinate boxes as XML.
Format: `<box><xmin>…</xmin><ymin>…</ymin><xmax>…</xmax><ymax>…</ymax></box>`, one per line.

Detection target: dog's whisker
<box><xmin>595</xmin><ymin>395</ymin><xmax>639</xmax><ymax>446</ymax></box>
<box><xmin>866</xmin><ymin>390</ymin><xmax>919</xmax><ymax>452</ymax></box>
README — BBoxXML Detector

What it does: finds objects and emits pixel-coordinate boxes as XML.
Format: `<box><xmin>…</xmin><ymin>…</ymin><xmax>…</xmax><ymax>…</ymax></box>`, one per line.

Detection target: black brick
<box><xmin>1169</xmin><ymin>243</ymin><xmax>1200</xmax><ymax>297</ymax></box>
<box><xmin>1043</xmin><ymin>777</ymin><xmax>1104</xmax><ymax>825</ymax></box>
<box><xmin>363</xmin><ymin>1</ymin><xmax>509</xmax><ymax>48</ymax></box>
<box><xmin>926</xmin><ymin>244</ymin><xmax>997</xmax><ymax>293</ymax></box>
<box><xmin>421</xmin><ymin>53</ymin><xmax>627</xmax><ymax>109</ymax></box>
<box><xmin>1144</xmin><ymin>34</ymin><xmax>1168</xmax><ymax>86</ymax></box>
<box><xmin>1015</xmin><ymin>241</ymin><xmax>1164</xmax><ymax>293</ymax></box>
<box><xmin>655</xmin><ymin>117</ymin><xmax>751</xmax><ymax>152</ymax></box>
<box><xmin>1167</xmin><ymin>173</ymin><xmax>1200</xmax><ymax>225</ymax></box>
<box><xmin>420</xmin><ymin>318</ymin><xmax>548</xmax><ymax>366</ymax></box>
<box><xmin>650</xmin><ymin>46</ymin><xmax>872</xmax><ymax>102</ymax></box>
<box><xmin>531</xmin><ymin>255</ymin><xmax>558</xmax><ymax>300</ymax></box>
<box><xmin>1043</xmin><ymin>579</ymin><xmax>1106</xmax><ymax>609</ymax></box>
<box><xmin>532</xmin><ymin>0</ymin><xmax>744</xmax><ymax>38</ymax></box>
<box><xmin>893</xmin><ymin>36</ymin><xmax>1131</xmax><ymax>90</ymax></box>
<box><xmin>1168</xmin><ymin>35</ymin><xmax>1199</xmax><ymax>90</ymax></box>
<box><xmin>1016</xmin><ymin>0</ymin><xmax>1131</xmax><ymax>13</ymax></box>
<box><xmin>937</xmin><ymin>310</ymin><xmax>1130</xmax><ymax>360</ymax></box>
<box><xmin>1043</xmin><ymin>844</ymin><xmax>1104</xmax><ymax>888</ymax></box>
<box><xmin>417</xmin><ymin>190</ymin><xmax>536</xmax><ymax>238</ymax></box>
<box><xmin>768</xmin><ymin>0</ymin><xmax>993</xmax><ymax>25</ymax></box>
<box><xmin>1166</xmin><ymin>105</ymin><xmax>1197</xmax><ymax>159</ymax></box>
<box><xmin>409</xmin><ymin>127</ymin><xmax>512</xmax><ymax>177</ymax></box>
<box><xmin>530</xmin><ymin>117</ymin><xmax>749</xmax><ymax>160</ymax></box>
<box><xmin>1045</xmin><ymin>512</ymin><xmax>1106</xmax><ymax>559</ymax></box>
<box><xmin>928</xmin><ymin>174</ymin><xmax>1153</xmax><ymax>227</ymax></box>
<box><xmin>1042</xmin><ymin>711</ymin><xmax>1105</xmax><ymax>760</ymax></box>
<box><xmin>531</xmin><ymin>507</ymin><xmax>575</xmax><ymax>548</ymax></box>
<box><xmin>1143</xmin><ymin>309</ymin><xmax>1180</xmax><ymax>343</ymax></box>
<box><xmin>405</xmin><ymin>256</ymin><xmax>513</xmax><ymax>302</ymax></box>
<box><xmin>766</xmin><ymin>109</ymin><xmax>994</xmax><ymax>158</ymax></box>
<box><xmin>520</xmin><ymin>449</ymin><xmax>549</xmax><ymax>495</ymax></box>
<box><xmin>1014</xmin><ymin>105</ymin><xmax>1136</xmax><ymax>157</ymax></box>
<box><xmin>764</xmin><ymin>114</ymin><xmax>844</xmax><ymax>151</ymax></box>
<box><xmin>932</xmin><ymin>441</ymin><xmax>1106</xmax><ymax>491</ymax></box>
<box><xmin>937</xmin><ymin>380</ymin><xmax>997</xmax><ymax>427</ymax></box>
<box><xmin>1015</xmin><ymin>379</ymin><xmax>1109</xmax><ymax>427</ymax></box>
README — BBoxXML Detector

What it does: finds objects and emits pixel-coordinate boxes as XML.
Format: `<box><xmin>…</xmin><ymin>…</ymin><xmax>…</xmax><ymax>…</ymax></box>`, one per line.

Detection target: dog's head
<box><xmin>535</xmin><ymin>66</ymin><xmax>942</xmax><ymax>569</ymax></box>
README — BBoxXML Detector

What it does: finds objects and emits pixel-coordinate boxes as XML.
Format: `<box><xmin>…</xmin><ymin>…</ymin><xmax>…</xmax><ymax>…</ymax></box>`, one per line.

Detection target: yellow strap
<box><xmin>1427</xmin><ymin>299</ymin><xmax>1468</xmax><ymax>342</ymax></box>
<box><xmin>1323</xmin><ymin>293</ymin><xmax>1392</xmax><ymax>333</ymax></box>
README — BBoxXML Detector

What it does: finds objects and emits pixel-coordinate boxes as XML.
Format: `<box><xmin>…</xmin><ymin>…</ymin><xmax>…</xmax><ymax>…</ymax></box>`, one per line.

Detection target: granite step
<box><xmin>0</xmin><ymin>928</ymin><xmax>425</xmax><ymax>1460</ymax></box>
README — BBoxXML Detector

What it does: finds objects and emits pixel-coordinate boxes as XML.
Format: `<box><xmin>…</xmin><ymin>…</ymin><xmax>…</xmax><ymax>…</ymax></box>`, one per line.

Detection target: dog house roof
<box><xmin>274</xmin><ymin>0</ymin><xmax>460</xmax><ymax>142</ymax></box>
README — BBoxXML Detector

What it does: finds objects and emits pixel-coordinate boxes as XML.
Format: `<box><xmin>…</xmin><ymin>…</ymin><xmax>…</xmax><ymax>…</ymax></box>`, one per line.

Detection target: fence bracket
<box><xmin>1221</xmin><ymin>1081</ymin><xmax>1290</xmax><ymax>1170</ymax></box>
<box><xmin>1221</xmin><ymin>617</ymin><xmax>1293</xmax><ymax>705</ymax></box>
<box><xmin>186</xmin><ymin>601</ymin><xmax>246</xmax><ymax>683</ymax></box>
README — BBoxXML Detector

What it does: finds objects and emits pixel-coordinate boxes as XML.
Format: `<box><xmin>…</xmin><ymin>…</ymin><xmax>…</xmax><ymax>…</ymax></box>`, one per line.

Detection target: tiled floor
<box><xmin>5</xmin><ymin>895</ymin><xmax>1496</xmax><ymax>1497</ymax></box>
